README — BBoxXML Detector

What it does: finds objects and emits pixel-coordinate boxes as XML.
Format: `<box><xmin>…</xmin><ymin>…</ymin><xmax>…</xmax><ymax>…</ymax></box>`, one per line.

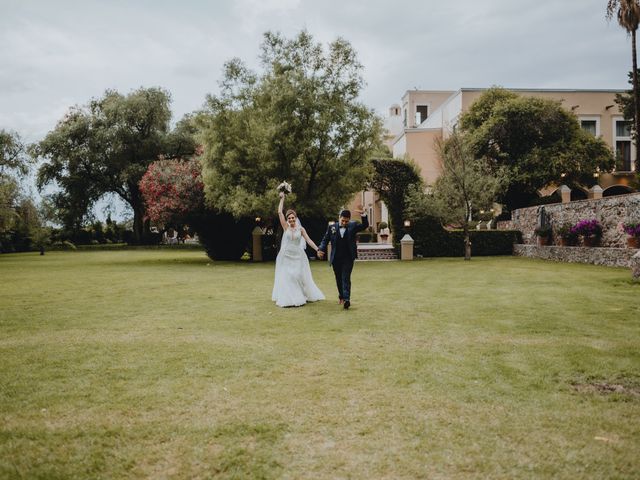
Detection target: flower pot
<box><xmin>559</xmin><ymin>237</ymin><xmax>573</xmax><ymax>247</ymax></box>
<box><xmin>583</xmin><ymin>236</ymin><xmax>600</xmax><ymax>247</ymax></box>
<box><xmin>537</xmin><ymin>236</ymin><xmax>550</xmax><ymax>246</ymax></box>
<box><xmin>627</xmin><ymin>236</ymin><xmax>640</xmax><ymax>249</ymax></box>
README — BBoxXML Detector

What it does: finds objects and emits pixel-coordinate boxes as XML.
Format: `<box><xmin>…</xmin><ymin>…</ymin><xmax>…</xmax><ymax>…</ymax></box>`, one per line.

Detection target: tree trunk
<box><xmin>129</xmin><ymin>185</ymin><xmax>150</xmax><ymax>244</ymax></box>
<box><xmin>463</xmin><ymin>223</ymin><xmax>471</xmax><ymax>261</ymax></box>
<box><xmin>633</xmin><ymin>29</ymin><xmax>640</xmax><ymax>173</ymax></box>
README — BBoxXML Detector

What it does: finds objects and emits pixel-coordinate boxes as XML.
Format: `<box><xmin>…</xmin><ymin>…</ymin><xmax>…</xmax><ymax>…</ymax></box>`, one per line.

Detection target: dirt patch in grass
<box><xmin>572</xmin><ymin>382</ymin><xmax>640</xmax><ymax>397</ymax></box>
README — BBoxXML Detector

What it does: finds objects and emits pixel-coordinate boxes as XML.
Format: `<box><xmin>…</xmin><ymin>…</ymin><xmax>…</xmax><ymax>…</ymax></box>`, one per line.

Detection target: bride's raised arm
<box><xmin>301</xmin><ymin>227</ymin><xmax>320</xmax><ymax>253</ymax></box>
<box><xmin>277</xmin><ymin>192</ymin><xmax>288</xmax><ymax>230</ymax></box>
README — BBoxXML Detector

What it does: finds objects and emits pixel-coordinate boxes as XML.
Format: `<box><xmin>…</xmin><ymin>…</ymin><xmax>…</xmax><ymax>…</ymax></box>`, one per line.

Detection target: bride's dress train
<box><xmin>272</xmin><ymin>227</ymin><xmax>325</xmax><ymax>307</ymax></box>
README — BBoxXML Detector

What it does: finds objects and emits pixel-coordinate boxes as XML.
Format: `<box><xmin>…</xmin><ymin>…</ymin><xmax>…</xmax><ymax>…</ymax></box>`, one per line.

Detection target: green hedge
<box><xmin>411</xmin><ymin>215</ymin><xmax>522</xmax><ymax>257</ymax></box>
<box><xmin>191</xmin><ymin>212</ymin><xmax>253</xmax><ymax>261</ymax></box>
<box><xmin>46</xmin><ymin>242</ymin><xmax>204</xmax><ymax>252</ymax></box>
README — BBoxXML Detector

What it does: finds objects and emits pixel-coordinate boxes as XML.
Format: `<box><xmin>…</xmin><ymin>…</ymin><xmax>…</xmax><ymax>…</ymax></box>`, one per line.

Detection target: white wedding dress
<box><xmin>272</xmin><ymin>226</ymin><xmax>325</xmax><ymax>307</ymax></box>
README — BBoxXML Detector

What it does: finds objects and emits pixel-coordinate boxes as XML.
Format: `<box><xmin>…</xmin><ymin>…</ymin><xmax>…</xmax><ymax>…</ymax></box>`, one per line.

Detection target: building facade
<box><xmin>350</xmin><ymin>87</ymin><xmax>637</xmax><ymax>237</ymax></box>
<box><xmin>386</xmin><ymin>88</ymin><xmax>637</xmax><ymax>196</ymax></box>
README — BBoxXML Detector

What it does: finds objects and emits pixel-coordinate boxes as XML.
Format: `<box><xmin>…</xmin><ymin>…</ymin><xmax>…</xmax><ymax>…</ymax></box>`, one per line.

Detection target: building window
<box><xmin>580</xmin><ymin>120</ymin><xmax>596</xmax><ymax>136</ymax></box>
<box><xmin>403</xmin><ymin>108</ymin><xmax>407</xmax><ymax>127</ymax></box>
<box><xmin>614</xmin><ymin>119</ymin><xmax>632</xmax><ymax>171</ymax></box>
<box><xmin>415</xmin><ymin>105</ymin><xmax>429</xmax><ymax>125</ymax></box>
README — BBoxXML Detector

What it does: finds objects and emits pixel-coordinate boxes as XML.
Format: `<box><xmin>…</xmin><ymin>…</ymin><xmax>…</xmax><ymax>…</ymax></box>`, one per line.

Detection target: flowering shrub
<box><xmin>570</xmin><ymin>219</ymin><xmax>602</xmax><ymax>238</ymax></box>
<box><xmin>139</xmin><ymin>158</ymin><xmax>204</xmax><ymax>226</ymax></box>
<box><xmin>622</xmin><ymin>221</ymin><xmax>640</xmax><ymax>238</ymax></box>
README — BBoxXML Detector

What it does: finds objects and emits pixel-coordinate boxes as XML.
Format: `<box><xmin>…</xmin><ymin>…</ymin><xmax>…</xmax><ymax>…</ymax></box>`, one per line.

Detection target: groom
<box><xmin>317</xmin><ymin>206</ymin><xmax>368</xmax><ymax>310</ymax></box>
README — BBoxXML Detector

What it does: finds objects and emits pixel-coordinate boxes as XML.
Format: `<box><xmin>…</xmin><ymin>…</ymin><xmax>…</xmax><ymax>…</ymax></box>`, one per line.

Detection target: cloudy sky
<box><xmin>0</xmin><ymin>0</ymin><xmax>633</xmax><ymax>145</ymax></box>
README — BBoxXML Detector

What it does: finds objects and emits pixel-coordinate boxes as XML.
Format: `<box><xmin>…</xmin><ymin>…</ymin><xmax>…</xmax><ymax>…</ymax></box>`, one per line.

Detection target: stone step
<box><xmin>356</xmin><ymin>246</ymin><xmax>398</xmax><ymax>261</ymax></box>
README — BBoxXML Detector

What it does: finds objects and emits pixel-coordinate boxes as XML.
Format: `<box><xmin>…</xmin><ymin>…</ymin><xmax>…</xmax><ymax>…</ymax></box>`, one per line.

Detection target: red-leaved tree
<box><xmin>139</xmin><ymin>157</ymin><xmax>204</xmax><ymax>227</ymax></box>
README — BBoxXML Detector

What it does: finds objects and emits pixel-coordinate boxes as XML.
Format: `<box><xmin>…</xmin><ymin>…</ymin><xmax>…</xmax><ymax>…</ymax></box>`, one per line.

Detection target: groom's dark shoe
<box><xmin>343</xmin><ymin>300</ymin><xmax>350</xmax><ymax>310</ymax></box>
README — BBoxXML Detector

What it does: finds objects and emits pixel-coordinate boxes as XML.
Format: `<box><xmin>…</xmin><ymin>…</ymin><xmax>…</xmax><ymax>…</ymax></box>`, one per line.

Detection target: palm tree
<box><xmin>607</xmin><ymin>0</ymin><xmax>640</xmax><ymax>173</ymax></box>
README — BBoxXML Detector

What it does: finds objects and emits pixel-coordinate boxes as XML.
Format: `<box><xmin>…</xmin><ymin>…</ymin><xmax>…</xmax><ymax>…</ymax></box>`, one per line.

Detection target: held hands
<box><xmin>279</xmin><ymin>192</ymin><xmax>285</xmax><ymax>199</ymax></box>
<box><xmin>355</xmin><ymin>204</ymin><xmax>366</xmax><ymax>216</ymax></box>
<box><xmin>317</xmin><ymin>250</ymin><xmax>325</xmax><ymax>259</ymax></box>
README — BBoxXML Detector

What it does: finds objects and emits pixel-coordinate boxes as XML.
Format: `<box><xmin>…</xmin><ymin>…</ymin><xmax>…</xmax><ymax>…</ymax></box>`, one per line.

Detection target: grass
<box><xmin>1</xmin><ymin>250</ymin><xmax>639</xmax><ymax>479</ymax></box>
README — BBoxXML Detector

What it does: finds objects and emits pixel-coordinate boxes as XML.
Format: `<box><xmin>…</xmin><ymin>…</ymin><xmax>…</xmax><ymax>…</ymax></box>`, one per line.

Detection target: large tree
<box><xmin>34</xmin><ymin>88</ymin><xmax>197</xmax><ymax>242</ymax></box>
<box><xmin>139</xmin><ymin>157</ymin><xmax>204</xmax><ymax>227</ymax></box>
<box><xmin>406</xmin><ymin>132</ymin><xmax>507</xmax><ymax>261</ymax></box>
<box><xmin>607</xmin><ymin>0</ymin><xmax>640</xmax><ymax>173</ymax></box>
<box><xmin>0</xmin><ymin>130</ymin><xmax>49</xmax><ymax>252</ymax></box>
<box><xmin>369</xmin><ymin>156</ymin><xmax>423</xmax><ymax>241</ymax></box>
<box><xmin>0</xmin><ymin>129</ymin><xmax>29</xmax><ymax>176</ymax></box>
<box><xmin>198</xmin><ymin>30</ymin><xmax>383</xmax><ymax>220</ymax></box>
<box><xmin>459</xmin><ymin>87</ymin><xmax>614</xmax><ymax>210</ymax></box>
<box><xmin>1</xmin><ymin>130</ymin><xmax>29</xmax><ymax>246</ymax></box>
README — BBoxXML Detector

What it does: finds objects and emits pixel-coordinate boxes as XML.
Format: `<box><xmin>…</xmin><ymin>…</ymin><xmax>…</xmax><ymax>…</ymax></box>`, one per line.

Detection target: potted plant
<box><xmin>556</xmin><ymin>223</ymin><xmax>578</xmax><ymax>246</ymax></box>
<box><xmin>378</xmin><ymin>221</ymin><xmax>390</xmax><ymax>244</ymax></box>
<box><xmin>571</xmin><ymin>219</ymin><xmax>602</xmax><ymax>247</ymax></box>
<box><xmin>534</xmin><ymin>224</ymin><xmax>552</xmax><ymax>246</ymax></box>
<box><xmin>622</xmin><ymin>221</ymin><xmax>640</xmax><ymax>249</ymax></box>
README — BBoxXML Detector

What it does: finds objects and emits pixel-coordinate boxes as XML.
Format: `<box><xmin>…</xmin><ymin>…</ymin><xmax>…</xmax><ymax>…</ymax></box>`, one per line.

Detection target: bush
<box><xmin>411</xmin><ymin>215</ymin><xmax>521</xmax><ymax>257</ymax></box>
<box><xmin>556</xmin><ymin>223</ymin><xmax>578</xmax><ymax>243</ymax></box>
<box><xmin>534</xmin><ymin>225</ymin><xmax>552</xmax><ymax>238</ymax></box>
<box><xmin>571</xmin><ymin>219</ymin><xmax>602</xmax><ymax>238</ymax></box>
<box><xmin>191</xmin><ymin>211</ymin><xmax>254</xmax><ymax>261</ymax></box>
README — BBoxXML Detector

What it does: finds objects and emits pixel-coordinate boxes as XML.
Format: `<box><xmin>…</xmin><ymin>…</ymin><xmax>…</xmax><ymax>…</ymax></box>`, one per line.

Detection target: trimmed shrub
<box><xmin>191</xmin><ymin>211</ymin><xmax>254</xmax><ymax>261</ymax></box>
<box><xmin>411</xmin><ymin>215</ymin><xmax>521</xmax><ymax>257</ymax></box>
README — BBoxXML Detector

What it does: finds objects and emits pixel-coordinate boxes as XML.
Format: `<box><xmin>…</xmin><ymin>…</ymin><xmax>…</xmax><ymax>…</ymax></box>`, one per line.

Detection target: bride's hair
<box><xmin>285</xmin><ymin>209</ymin><xmax>296</xmax><ymax>219</ymax></box>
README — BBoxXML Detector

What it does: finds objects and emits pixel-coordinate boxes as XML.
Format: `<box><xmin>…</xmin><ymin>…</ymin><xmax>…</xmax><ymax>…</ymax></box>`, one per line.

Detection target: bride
<box><xmin>272</xmin><ymin>192</ymin><xmax>325</xmax><ymax>307</ymax></box>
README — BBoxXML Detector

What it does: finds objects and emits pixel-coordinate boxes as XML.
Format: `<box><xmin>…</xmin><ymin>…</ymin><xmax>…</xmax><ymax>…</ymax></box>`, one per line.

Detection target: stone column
<box><xmin>589</xmin><ymin>185</ymin><xmax>603</xmax><ymax>200</ymax></box>
<box><xmin>559</xmin><ymin>185</ymin><xmax>571</xmax><ymax>203</ymax></box>
<box><xmin>400</xmin><ymin>234</ymin><xmax>414</xmax><ymax>261</ymax></box>
<box><xmin>252</xmin><ymin>226</ymin><xmax>263</xmax><ymax>262</ymax></box>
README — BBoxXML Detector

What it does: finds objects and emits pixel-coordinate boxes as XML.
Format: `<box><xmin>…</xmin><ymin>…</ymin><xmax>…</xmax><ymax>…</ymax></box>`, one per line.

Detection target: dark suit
<box><xmin>318</xmin><ymin>214</ymin><xmax>368</xmax><ymax>302</ymax></box>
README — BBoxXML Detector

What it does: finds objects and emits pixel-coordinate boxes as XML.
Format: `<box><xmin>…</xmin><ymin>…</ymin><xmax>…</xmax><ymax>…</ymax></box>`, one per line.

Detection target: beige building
<box><xmin>387</xmin><ymin>88</ymin><xmax>637</xmax><ymax>196</ymax></box>
<box><xmin>351</xmin><ymin>87</ymin><xmax>637</xmax><ymax>236</ymax></box>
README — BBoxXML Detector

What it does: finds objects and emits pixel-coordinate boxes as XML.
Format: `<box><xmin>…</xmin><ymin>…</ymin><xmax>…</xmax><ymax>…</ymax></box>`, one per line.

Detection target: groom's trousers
<box><xmin>332</xmin><ymin>259</ymin><xmax>354</xmax><ymax>301</ymax></box>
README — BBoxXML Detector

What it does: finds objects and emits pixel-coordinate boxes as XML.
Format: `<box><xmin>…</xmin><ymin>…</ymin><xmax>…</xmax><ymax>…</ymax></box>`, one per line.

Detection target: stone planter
<box><xmin>582</xmin><ymin>236</ymin><xmax>601</xmax><ymax>247</ymax></box>
<box><xmin>628</xmin><ymin>236</ymin><xmax>640</xmax><ymax>249</ymax></box>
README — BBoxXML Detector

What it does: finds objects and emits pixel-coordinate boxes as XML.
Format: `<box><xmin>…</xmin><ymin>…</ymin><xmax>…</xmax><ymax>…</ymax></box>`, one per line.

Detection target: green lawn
<box><xmin>1</xmin><ymin>250</ymin><xmax>639</xmax><ymax>479</ymax></box>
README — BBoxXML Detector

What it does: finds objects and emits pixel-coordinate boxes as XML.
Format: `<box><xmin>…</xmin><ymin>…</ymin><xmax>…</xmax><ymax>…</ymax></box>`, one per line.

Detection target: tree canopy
<box><xmin>459</xmin><ymin>87</ymin><xmax>615</xmax><ymax>210</ymax></box>
<box><xmin>1</xmin><ymin>129</ymin><xmax>30</xmax><ymax>176</ymax></box>
<box><xmin>139</xmin><ymin>157</ymin><xmax>204</xmax><ymax>226</ymax></box>
<box><xmin>34</xmin><ymin>87</ymin><xmax>197</xmax><ymax>241</ymax></box>
<box><xmin>406</xmin><ymin>132</ymin><xmax>506</xmax><ymax>260</ymax></box>
<box><xmin>369</xmin><ymin>156</ymin><xmax>423</xmax><ymax>239</ymax></box>
<box><xmin>197</xmin><ymin>30</ymin><xmax>383</xmax><ymax>220</ymax></box>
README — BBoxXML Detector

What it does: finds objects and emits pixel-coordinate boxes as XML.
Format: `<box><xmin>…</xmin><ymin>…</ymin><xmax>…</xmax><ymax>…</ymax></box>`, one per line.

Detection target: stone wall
<box><xmin>514</xmin><ymin>244</ymin><xmax>639</xmax><ymax>268</ymax></box>
<box><xmin>509</xmin><ymin>193</ymin><xmax>640</xmax><ymax>247</ymax></box>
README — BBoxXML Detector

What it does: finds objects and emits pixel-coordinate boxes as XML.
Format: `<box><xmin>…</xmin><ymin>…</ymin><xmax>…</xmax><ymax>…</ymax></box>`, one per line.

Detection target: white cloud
<box><xmin>0</xmin><ymin>0</ymin><xmax>632</xmax><ymax>142</ymax></box>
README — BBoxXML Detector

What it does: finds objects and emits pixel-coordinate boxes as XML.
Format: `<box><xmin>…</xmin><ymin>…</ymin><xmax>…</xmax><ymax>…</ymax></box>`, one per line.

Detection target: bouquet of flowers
<box><xmin>277</xmin><ymin>181</ymin><xmax>292</xmax><ymax>195</ymax></box>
